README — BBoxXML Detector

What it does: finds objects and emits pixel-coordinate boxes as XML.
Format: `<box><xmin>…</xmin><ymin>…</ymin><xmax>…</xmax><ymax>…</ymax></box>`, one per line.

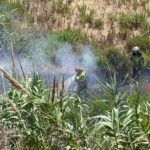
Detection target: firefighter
<box><xmin>75</xmin><ymin>67</ymin><xmax>87</xmax><ymax>95</ymax></box>
<box><xmin>130</xmin><ymin>46</ymin><xmax>144</xmax><ymax>79</ymax></box>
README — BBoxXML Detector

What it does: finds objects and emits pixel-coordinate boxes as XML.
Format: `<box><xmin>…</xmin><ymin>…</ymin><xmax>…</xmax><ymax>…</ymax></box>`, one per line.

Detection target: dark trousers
<box><xmin>132</xmin><ymin>65</ymin><xmax>141</xmax><ymax>79</ymax></box>
<box><xmin>77</xmin><ymin>81</ymin><xmax>87</xmax><ymax>95</ymax></box>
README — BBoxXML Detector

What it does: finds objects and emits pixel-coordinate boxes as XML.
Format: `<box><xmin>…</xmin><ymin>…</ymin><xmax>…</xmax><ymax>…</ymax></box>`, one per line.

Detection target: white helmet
<box><xmin>133</xmin><ymin>46</ymin><xmax>140</xmax><ymax>52</ymax></box>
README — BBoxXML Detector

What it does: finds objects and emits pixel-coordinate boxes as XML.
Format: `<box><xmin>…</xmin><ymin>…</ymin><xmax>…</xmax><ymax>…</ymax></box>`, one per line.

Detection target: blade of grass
<box><xmin>17</xmin><ymin>56</ymin><xmax>26</xmax><ymax>80</ymax></box>
<box><xmin>51</xmin><ymin>75</ymin><xmax>56</xmax><ymax>103</ymax></box>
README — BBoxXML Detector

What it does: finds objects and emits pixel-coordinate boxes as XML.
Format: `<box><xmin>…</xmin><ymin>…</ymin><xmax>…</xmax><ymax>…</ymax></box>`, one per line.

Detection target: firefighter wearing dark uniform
<box><xmin>130</xmin><ymin>46</ymin><xmax>144</xmax><ymax>79</ymax></box>
<box><xmin>75</xmin><ymin>67</ymin><xmax>87</xmax><ymax>95</ymax></box>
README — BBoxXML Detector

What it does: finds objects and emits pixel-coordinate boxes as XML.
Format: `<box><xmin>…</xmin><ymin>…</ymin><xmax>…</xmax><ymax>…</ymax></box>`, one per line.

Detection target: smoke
<box><xmin>55</xmin><ymin>44</ymin><xmax>97</xmax><ymax>73</ymax></box>
<box><xmin>0</xmin><ymin>35</ymin><xmax>98</xmax><ymax>91</ymax></box>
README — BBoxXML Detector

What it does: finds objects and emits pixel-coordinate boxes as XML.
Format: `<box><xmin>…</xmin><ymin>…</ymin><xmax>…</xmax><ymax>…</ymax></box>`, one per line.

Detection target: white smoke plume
<box><xmin>0</xmin><ymin>36</ymin><xmax>99</xmax><ymax>91</ymax></box>
<box><xmin>55</xmin><ymin>44</ymin><xmax>97</xmax><ymax>73</ymax></box>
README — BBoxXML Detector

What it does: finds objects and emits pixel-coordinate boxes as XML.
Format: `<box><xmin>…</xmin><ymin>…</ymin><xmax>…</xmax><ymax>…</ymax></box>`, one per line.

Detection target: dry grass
<box><xmin>0</xmin><ymin>68</ymin><xmax>27</xmax><ymax>94</ymax></box>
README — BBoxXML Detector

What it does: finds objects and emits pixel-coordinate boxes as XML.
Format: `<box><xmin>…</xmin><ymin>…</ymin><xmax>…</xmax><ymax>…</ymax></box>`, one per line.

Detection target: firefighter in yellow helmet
<box><xmin>75</xmin><ymin>67</ymin><xmax>87</xmax><ymax>95</ymax></box>
<box><xmin>130</xmin><ymin>46</ymin><xmax>144</xmax><ymax>79</ymax></box>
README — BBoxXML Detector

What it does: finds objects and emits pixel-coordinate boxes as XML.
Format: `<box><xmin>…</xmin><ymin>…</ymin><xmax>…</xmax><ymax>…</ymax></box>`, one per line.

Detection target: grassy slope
<box><xmin>0</xmin><ymin>1</ymin><xmax>150</xmax><ymax>149</ymax></box>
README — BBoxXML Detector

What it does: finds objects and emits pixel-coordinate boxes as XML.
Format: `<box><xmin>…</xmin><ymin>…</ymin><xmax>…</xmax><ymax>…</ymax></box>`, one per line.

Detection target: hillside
<box><xmin>27</xmin><ymin>0</ymin><xmax>149</xmax><ymax>45</ymax></box>
<box><xmin>0</xmin><ymin>1</ymin><xmax>150</xmax><ymax>149</ymax></box>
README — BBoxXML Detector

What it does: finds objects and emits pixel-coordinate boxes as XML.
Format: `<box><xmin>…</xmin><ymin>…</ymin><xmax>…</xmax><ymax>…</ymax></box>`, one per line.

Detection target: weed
<box><xmin>0</xmin><ymin>72</ymin><xmax>150</xmax><ymax>149</ymax></box>
<box><xmin>54</xmin><ymin>29</ymin><xmax>88</xmax><ymax>44</ymax></box>
<box><xmin>51</xmin><ymin>0</ymin><xmax>71</xmax><ymax>17</ymax></box>
<box><xmin>119</xmin><ymin>13</ymin><xmax>146</xmax><ymax>30</ymax></box>
<box><xmin>141</xmin><ymin>21</ymin><xmax>150</xmax><ymax>35</ymax></box>
<box><xmin>107</xmin><ymin>13</ymin><xmax>117</xmax><ymax>22</ymax></box>
<box><xmin>93</xmin><ymin>18</ymin><xmax>104</xmax><ymax>29</ymax></box>
<box><xmin>127</xmin><ymin>36</ymin><xmax>150</xmax><ymax>54</ymax></box>
<box><xmin>77</xmin><ymin>4</ymin><xmax>95</xmax><ymax>26</ymax></box>
<box><xmin>104</xmin><ymin>45</ymin><xmax>131</xmax><ymax>78</ymax></box>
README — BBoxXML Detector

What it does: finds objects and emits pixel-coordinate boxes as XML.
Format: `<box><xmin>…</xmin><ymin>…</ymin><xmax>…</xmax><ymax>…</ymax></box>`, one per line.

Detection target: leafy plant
<box><xmin>107</xmin><ymin>13</ymin><xmax>117</xmax><ymax>22</ymax></box>
<box><xmin>54</xmin><ymin>29</ymin><xmax>88</xmax><ymax>44</ymax></box>
<box><xmin>1</xmin><ymin>0</ymin><xmax>27</xmax><ymax>17</ymax></box>
<box><xmin>119</xmin><ymin>13</ymin><xmax>146</xmax><ymax>30</ymax></box>
<box><xmin>93</xmin><ymin>18</ymin><xmax>104</xmax><ymax>29</ymax></box>
<box><xmin>77</xmin><ymin>4</ymin><xmax>95</xmax><ymax>25</ymax></box>
<box><xmin>51</xmin><ymin>0</ymin><xmax>71</xmax><ymax>17</ymax></box>
<box><xmin>0</xmin><ymin>71</ymin><xmax>150</xmax><ymax>149</ymax></box>
<box><xmin>141</xmin><ymin>21</ymin><xmax>150</xmax><ymax>35</ymax></box>
<box><xmin>126</xmin><ymin>36</ymin><xmax>150</xmax><ymax>54</ymax></box>
<box><xmin>104</xmin><ymin>45</ymin><xmax>131</xmax><ymax>78</ymax></box>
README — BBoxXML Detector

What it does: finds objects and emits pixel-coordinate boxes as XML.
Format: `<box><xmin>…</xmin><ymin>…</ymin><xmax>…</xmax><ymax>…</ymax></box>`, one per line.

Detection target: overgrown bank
<box><xmin>0</xmin><ymin>1</ymin><xmax>150</xmax><ymax>78</ymax></box>
<box><xmin>0</xmin><ymin>1</ymin><xmax>150</xmax><ymax>149</ymax></box>
<box><xmin>0</xmin><ymin>73</ymin><xmax>150</xmax><ymax>149</ymax></box>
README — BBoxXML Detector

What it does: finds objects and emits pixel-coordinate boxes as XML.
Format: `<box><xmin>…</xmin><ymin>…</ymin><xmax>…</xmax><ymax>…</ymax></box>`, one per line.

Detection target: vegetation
<box><xmin>0</xmin><ymin>0</ymin><xmax>150</xmax><ymax>149</ymax></box>
<box><xmin>0</xmin><ymin>73</ymin><xmax>149</xmax><ymax>149</ymax></box>
<box><xmin>51</xmin><ymin>0</ymin><xmax>71</xmax><ymax>17</ymax></box>
<box><xmin>0</xmin><ymin>0</ymin><xmax>28</xmax><ymax>18</ymax></box>
<box><xmin>77</xmin><ymin>4</ymin><xmax>95</xmax><ymax>26</ymax></box>
<box><xmin>93</xmin><ymin>18</ymin><xmax>104</xmax><ymax>29</ymax></box>
<box><xmin>54</xmin><ymin>29</ymin><xmax>88</xmax><ymax>44</ymax></box>
<box><xmin>107</xmin><ymin>13</ymin><xmax>117</xmax><ymax>22</ymax></box>
<box><xmin>127</xmin><ymin>36</ymin><xmax>150</xmax><ymax>54</ymax></box>
<box><xmin>101</xmin><ymin>46</ymin><xmax>131</xmax><ymax>78</ymax></box>
<box><xmin>119</xmin><ymin>13</ymin><xmax>146</xmax><ymax>30</ymax></box>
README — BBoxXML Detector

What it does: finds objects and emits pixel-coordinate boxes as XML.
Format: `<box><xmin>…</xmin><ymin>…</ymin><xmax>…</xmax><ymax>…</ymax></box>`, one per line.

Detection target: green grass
<box><xmin>93</xmin><ymin>18</ymin><xmax>104</xmax><ymax>29</ymax></box>
<box><xmin>53</xmin><ymin>29</ymin><xmax>88</xmax><ymax>44</ymax></box>
<box><xmin>119</xmin><ymin>13</ymin><xmax>146</xmax><ymax>30</ymax></box>
<box><xmin>0</xmin><ymin>72</ymin><xmax>149</xmax><ymax>149</ymax></box>
<box><xmin>51</xmin><ymin>0</ymin><xmax>71</xmax><ymax>17</ymax></box>
<box><xmin>101</xmin><ymin>45</ymin><xmax>131</xmax><ymax>78</ymax></box>
<box><xmin>0</xmin><ymin>1</ymin><xmax>27</xmax><ymax>17</ymax></box>
<box><xmin>77</xmin><ymin>4</ymin><xmax>95</xmax><ymax>26</ymax></box>
<box><xmin>127</xmin><ymin>36</ymin><xmax>150</xmax><ymax>54</ymax></box>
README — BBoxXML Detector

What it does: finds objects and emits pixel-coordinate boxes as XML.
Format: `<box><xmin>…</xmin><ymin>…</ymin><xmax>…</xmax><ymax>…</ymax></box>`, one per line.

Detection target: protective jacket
<box><xmin>75</xmin><ymin>71</ymin><xmax>87</xmax><ymax>93</ymax></box>
<box><xmin>130</xmin><ymin>50</ymin><xmax>144</xmax><ymax>78</ymax></box>
<box><xmin>130</xmin><ymin>51</ymin><xmax>144</xmax><ymax>67</ymax></box>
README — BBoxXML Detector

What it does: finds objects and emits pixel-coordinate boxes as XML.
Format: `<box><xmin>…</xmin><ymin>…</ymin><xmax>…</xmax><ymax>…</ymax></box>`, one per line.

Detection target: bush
<box><xmin>51</xmin><ymin>0</ymin><xmax>71</xmax><ymax>16</ymax></box>
<box><xmin>93</xmin><ymin>18</ymin><xmax>103</xmax><ymax>29</ymax></box>
<box><xmin>54</xmin><ymin>29</ymin><xmax>88</xmax><ymax>44</ymax></box>
<box><xmin>143</xmin><ymin>53</ymin><xmax>150</xmax><ymax>68</ymax></box>
<box><xmin>119</xmin><ymin>13</ymin><xmax>146</xmax><ymax>30</ymax></box>
<box><xmin>0</xmin><ymin>1</ymin><xmax>27</xmax><ymax>17</ymax></box>
<box><xmin>141</xmin><ymin>21</ymin><xmax>150</xmax><ymax>35</ymax></box>
<box><xmin>104</xmin><ymin>46</ymin><xmax>131</xmax><ymax>78</ymax></box>
<box><xmin>77</xmin><ymin>4</ymin><xmax>95</xmax><ymax>25</ymax></box>
<box><xmin>80</xmin><ymin>9</ymin><xmax>95</xmax><ymax>25</ymax></box>
<box><xmin>77</xmin><ymin>4</ymin><xmax>87</xmax><ymax>16</ymax></box>
<box><xmin>127</xmin><ymin>36</ymin><xmax>150</xmax><ymax>54</ymax></box>
<box><xmin>1</xmin><ymin>71</ymin><xmax>149</xmax><ymax>149</ymax></box>
<box><xmin>0</xmin><ymin>13</ymin><xmax>13</xmax><ymax>30</ymax></box>
<box><xmin>107</xmin><ymin>13</ymin><xmax>117</xmax><ymax>22</ymax></box>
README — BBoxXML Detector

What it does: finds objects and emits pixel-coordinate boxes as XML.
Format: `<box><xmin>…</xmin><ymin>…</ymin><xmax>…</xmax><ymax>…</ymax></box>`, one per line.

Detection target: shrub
<box><xmin>51</xmin><ymin>0</ymin><xmax>70</xmax><ymax>16</ymax></box>
<box><xmin>104</xmin><ymin>45</ymin><xmax>131</xmax><ymax>78</ymax></box>
<box><xmin>141</xmin><ymin>21</ymin><xmax>150</xmax><ymax>35</ymax></box>
<box><xmin>77</xmin><ymin>4</ymin><xmax>95</xmax><ymax>25</ymax></box>
<box><xmin>119</xmin><ymin>13</ymin><xmax>146</xmax><ymax>30</ymax></box>
<box><xmin>1</xmin><ymin>71</ymin><xmax>149</xmax><ymax>149</ymax></box>
<box><xmin>143</xmin><ymin>53</ymin><xmax>150</xmax><ymax>68</ymax></box>
<box><xmin>1</xmin><ymin>1</ymin><xmax>27</xmax><ymax>17</ymax></box>
<box><xmin>0</xmin><ymin>13</ymin><xmax>13</xmax><ymax>30</ymax></box>
<box><xmin>107</xmin><ymin>13</ymin><xmax>117</xmax><ymax>22</ymax></box>
<box><xmin>77</xmin><ymin>4</ymin><xmax>87</xmax><ymax>16</ymax></box>
<box><xmin>127</xmin><ymin>36</ymin><xmax>150</xmax><ymax>54</ymax></box>
<box><xmin>80</xmin><ymin>9</ymin><xmax>95</xmax><ymax>25</ymax></box>
<box><xmin>54</xmin><ymin>29</ymin><xmax>88</xmax><ymax>44</ymax></box>
<box><xmin>93</xmin><ymin>18</ymin><xmax>103</xmax><ymax>29</ymax></box>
